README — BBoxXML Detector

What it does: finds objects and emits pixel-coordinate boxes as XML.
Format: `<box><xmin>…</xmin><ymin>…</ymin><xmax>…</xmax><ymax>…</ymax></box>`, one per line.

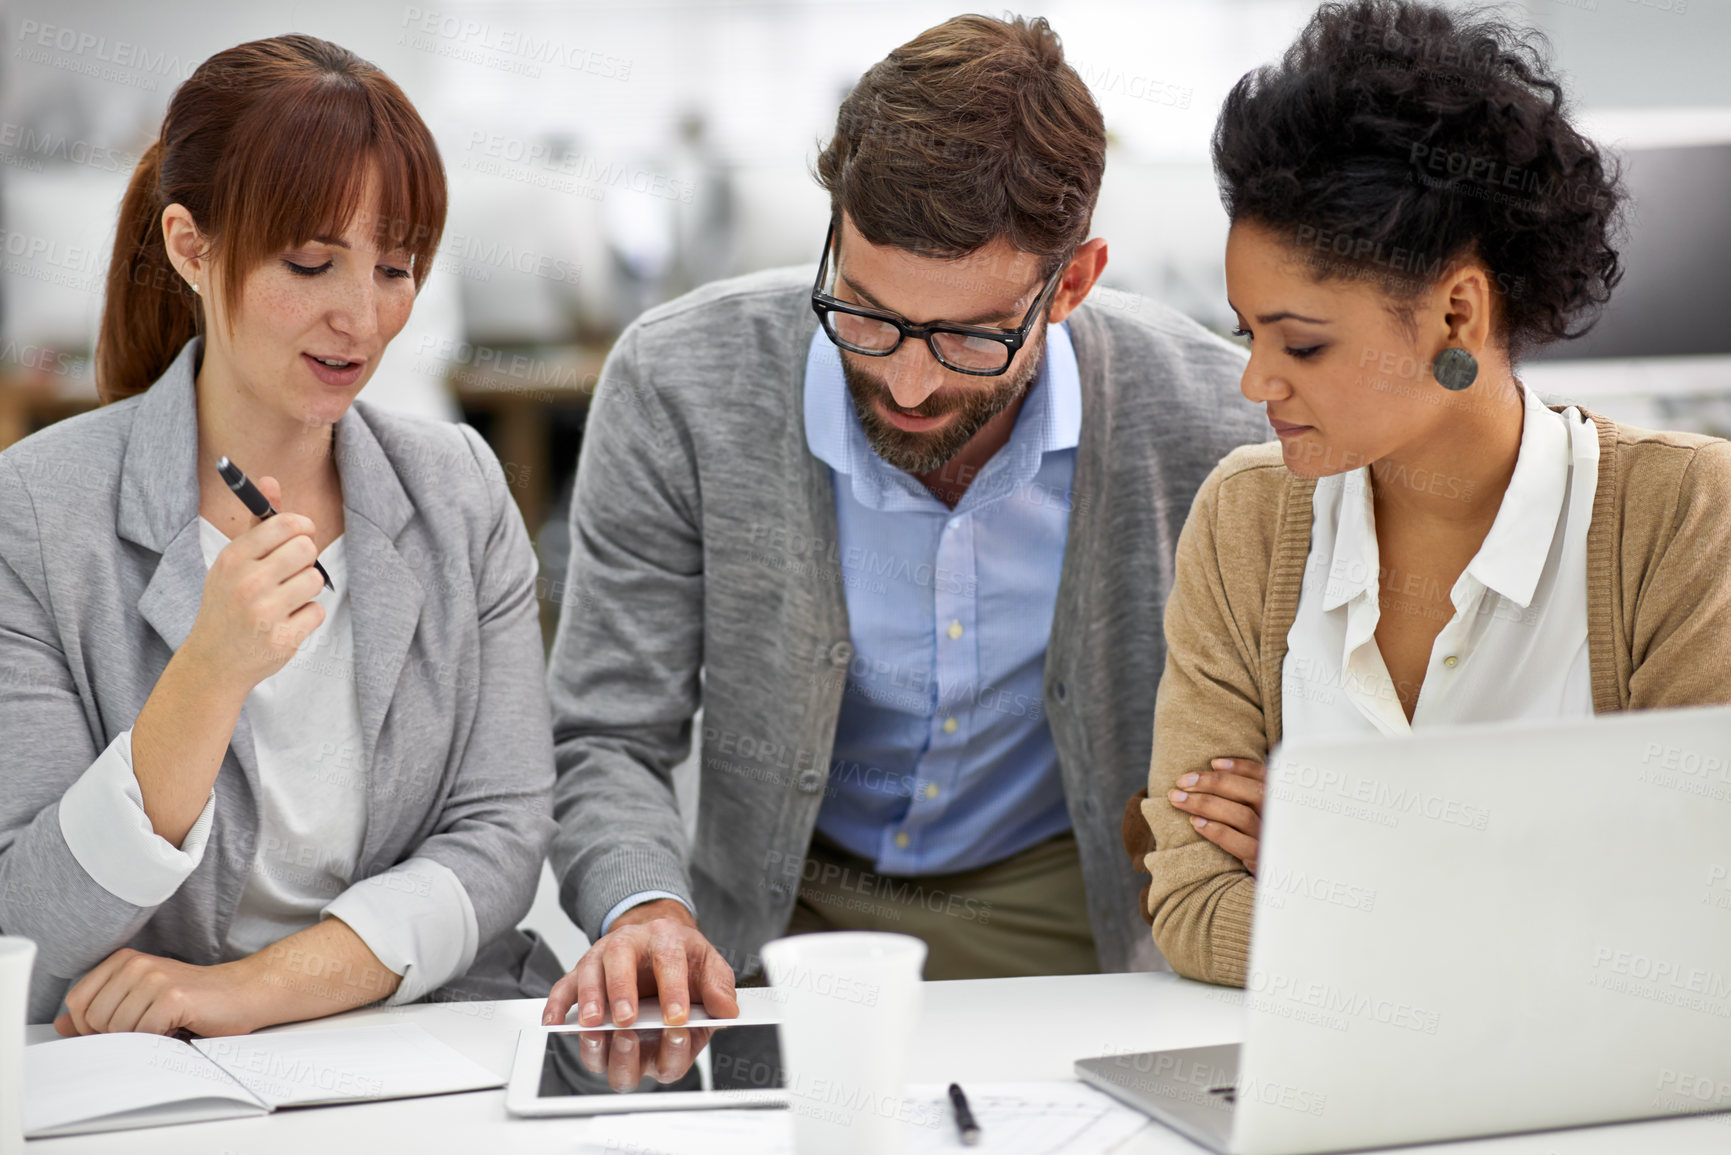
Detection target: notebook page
<box><xmin>194</xmin><ymin>1022</ymin><xmax>503</xmax><ymax>1108</ymax></box>
<box><xmin>574</xmin><ymin>1082</ymin><xmax>1149</xmax><ymax>1155</ymax></box>
<box><xmin>23</xmin><ymin>1032</ymin><xmax>269</xmax><ymax>1137</ymax></box>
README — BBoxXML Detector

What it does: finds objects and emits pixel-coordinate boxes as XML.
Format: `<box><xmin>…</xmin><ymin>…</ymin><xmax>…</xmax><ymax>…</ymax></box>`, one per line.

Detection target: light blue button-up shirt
<box><xmin>600</xmin><ymin>323</ymin><xmax>1081</xmax><ymax>931</ymax></box>
<box><xmin>804</xmin><ymin>322</ymin><xmax>1080</xmax><ymax>876</ymax></box>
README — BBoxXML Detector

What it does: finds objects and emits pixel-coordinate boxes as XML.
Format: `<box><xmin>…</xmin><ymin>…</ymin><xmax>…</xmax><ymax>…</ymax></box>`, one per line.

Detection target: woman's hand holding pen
<box><xmin>1167</xmin><ymin>758</ymin><xmax>1265</xmax><ymax>875</ymax></box>
<box><xmin>183</xmin><ymin>476</ymin><xmax>326</xmax><ymax>687</ymax></box>
<box><xmin>129</xmin><ymin>475</ymin><xmax>328</xmax><ymax>849</ymax></box>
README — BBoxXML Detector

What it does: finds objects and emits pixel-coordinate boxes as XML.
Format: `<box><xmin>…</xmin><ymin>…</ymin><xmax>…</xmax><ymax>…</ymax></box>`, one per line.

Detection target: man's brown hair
<box><xmin>815</xmin><ymin>14</ymin><xmax>1105</xmax><ymax>277</ymax></box>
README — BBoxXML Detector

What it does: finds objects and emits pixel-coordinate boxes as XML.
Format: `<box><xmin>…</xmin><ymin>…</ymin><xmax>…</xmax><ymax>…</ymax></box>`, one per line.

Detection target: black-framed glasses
<box><xmin>809</xmin><ymin>220</ymin><xmax>1067</xmax><ymax>376</ymax></box>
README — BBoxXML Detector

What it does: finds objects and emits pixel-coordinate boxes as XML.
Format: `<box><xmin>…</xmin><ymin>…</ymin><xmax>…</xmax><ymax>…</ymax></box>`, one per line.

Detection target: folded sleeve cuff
<box><xmin>324</xmin><ymin>856</ymin><xmax>480</xmax><ymax>1006</ymax></box>
<box><xmin>600</xmin><ymin>890</ymin><xmax>693</xmax><ymax>936</ymax></box>
<box><xmin>56</xmin><ymin>729</ymin><xmax>217</xmax><ymax>908</ymax></box>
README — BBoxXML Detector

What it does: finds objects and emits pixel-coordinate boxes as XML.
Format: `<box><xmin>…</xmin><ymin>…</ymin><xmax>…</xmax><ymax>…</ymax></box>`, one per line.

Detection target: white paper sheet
<box><xmin>193</xmin><ymin>1022</ymin><xmax>503</xmax><ymax>1108</ymax></box>
<box><xmin>23</xmin><ymin>1032</ymin><xmax>268</xmax><ymax>1138</ymax></box>
<box><xmin>573</xmin><ymin>1082</ymin><xmax>1150</xmax><ymax>1155</ymax></box>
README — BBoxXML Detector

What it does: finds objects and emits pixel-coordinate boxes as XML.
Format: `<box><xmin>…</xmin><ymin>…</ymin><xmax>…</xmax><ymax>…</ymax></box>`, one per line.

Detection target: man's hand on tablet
<box><xmin>543</xmin><ymin>899</ymin><xmax>739</xmax><ymax>1029</ymax></box>
<box><xmin>1168</xmin><ymin>757</ymin><xmax>1265</xmax><ymax>874</ymax></box>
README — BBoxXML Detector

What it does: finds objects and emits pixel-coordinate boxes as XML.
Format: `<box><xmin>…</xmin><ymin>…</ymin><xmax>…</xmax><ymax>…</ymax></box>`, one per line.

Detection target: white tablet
<box><xmin>504</xmin><ymin>1021</ymin><xmax>788</xmax><ymax>1117</ymax></box>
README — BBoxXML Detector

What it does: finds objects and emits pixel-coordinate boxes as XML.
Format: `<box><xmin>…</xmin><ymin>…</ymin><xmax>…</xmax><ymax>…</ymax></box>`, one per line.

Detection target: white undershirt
<box><xmin>1282</xmin><ymin>383</ymin><xmax>1600</xmax><ymax>740</ymax></box>
<box><xmin>195</xmin><ymin>518</ymin><xmax>368</xmax><ymax>960</ymax></box>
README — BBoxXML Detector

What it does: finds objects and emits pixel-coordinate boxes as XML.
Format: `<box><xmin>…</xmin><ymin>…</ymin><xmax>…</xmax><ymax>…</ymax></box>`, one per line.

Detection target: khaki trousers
<box><xmin>782</xmin><ymin>831</ymin><xmax>1100</xmax><ymax>980</ymax></box>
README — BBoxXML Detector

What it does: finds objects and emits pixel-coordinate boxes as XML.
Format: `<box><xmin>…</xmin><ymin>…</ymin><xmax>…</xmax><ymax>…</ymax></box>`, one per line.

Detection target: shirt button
<box><xmin>796</xmin><ymin>768</ymin><xmax>825</xmax><ymax>794</ymax></box>
<box><xmin>947</xmin><ymin>620</ymin><xmax>963</xmax><ymax>640</ymax></box>
<box><xmin>828</xmin><ymin>641</ymin><xmax>854</xmax><ymax>666</ymax></box>
<box><xmin>924</xmin><ymin>783</ymin><xmax>940</xmax><ymax>800</ymax></box>
<box><xmin>942</xmin><ymin>717</ymin><xmax>958</xmax><ymax>734</ymax></box>
<box><xmin>894</xmin><ymin>833</ymin><xmax>910</xmax><ymax>849</ymax></box>
<box><xmin>1443</xmin><ymin>655</ymin><xmax>1459</xmax><ymax>669</ymax></box>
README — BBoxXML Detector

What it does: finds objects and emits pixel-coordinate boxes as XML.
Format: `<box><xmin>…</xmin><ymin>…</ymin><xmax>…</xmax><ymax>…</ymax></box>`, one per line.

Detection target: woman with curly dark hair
<box><xmin>1126</xmin><ymin>0</ymin><xmax>1731</xmax><ymax>984</ymax></box>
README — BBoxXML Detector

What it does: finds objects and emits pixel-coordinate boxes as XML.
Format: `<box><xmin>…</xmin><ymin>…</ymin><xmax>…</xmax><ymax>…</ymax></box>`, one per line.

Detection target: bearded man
<box><xmin>542</xmin><ymin>13</ymin><xmax>1265</xmax><ymax>1031</ymax></box>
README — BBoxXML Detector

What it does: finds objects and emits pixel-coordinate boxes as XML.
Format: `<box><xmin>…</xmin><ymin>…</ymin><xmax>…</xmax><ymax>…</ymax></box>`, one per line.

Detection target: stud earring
<box><xmin>1432</xmin><ymin>346</ymin><xmax>1478</xmax><ymax>391</ymax></box>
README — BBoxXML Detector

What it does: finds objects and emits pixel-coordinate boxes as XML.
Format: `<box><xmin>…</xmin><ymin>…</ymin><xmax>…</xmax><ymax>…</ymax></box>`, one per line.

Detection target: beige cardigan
<box><xmin>1126</xmin><ymin>412</ymin><xmax>1731</xmax><ymax>985</ymax></box>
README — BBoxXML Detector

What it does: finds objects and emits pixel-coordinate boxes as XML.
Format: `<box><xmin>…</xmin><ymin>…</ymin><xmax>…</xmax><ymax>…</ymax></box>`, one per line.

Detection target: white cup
<box><xmin>760</xmin><ymin>931</ymin><xmax>928</xmax><ymax>1155</ymax></box>
<box><xmin>0</xmin><ymin>937</ymin><xmax>36</xmax><ymax>1155</ymax></box>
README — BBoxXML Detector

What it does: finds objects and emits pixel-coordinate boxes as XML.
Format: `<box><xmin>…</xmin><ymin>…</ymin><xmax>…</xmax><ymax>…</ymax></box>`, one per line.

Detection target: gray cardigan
<box><xmin>547</xmin><ymin>268</ymin><xmax>1266</xmax><ymax>974</ymax></box>
<box><xmin>0</xmin><ymin>340</ymin><xmax>560</xmax><ymax>1022</ymax></box>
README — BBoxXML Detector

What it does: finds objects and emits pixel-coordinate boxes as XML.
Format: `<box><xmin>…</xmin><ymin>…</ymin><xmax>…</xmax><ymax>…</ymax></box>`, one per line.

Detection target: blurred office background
<box><xmin>5</xmin><ymin>0</ymin><xmax>1730</xmax><ymax>534</ymax></box>
<box><xmin>3</xmin><ymin>0</ymin><xmax>1728</xmax><ymax>966</ymax></box>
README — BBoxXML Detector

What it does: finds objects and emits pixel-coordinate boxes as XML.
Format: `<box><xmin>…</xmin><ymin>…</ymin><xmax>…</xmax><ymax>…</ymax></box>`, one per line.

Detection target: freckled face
<box><xmin>1224</xmin><ymin>221</ymin><xmax>1451</xmax><ymax>479</ymax></box>
<box><xmin>202</xmin><ymin>175</ymin><xmax>418</xmax><ymax>431</ymax></box>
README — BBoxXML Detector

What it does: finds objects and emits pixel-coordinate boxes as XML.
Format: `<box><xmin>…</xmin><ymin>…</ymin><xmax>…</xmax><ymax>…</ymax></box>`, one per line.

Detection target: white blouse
<box><xmin>1282</xmin><ymin>383</ymin><xmax>1600</xmax><ymax>740</ymax></box>
<box><xmin>195</xmin><ymin>519</ymin><xmax>368</xmax><ymax>960</ymax></box>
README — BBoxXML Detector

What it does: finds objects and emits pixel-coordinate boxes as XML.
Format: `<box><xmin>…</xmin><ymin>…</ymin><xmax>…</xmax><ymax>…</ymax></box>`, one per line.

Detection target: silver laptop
<box><xmin>1078</xmin><ymin>704</ymin><xmax>1731</xmax><ymax>1154</ymax></box>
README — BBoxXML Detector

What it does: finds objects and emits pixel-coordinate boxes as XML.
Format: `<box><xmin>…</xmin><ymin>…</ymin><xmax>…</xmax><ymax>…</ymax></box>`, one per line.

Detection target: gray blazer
<box><xmin>547</xmin><ymin>268</ymin><xmax>1266</xmax><ymax>975</ymax></box>
<box><xmin>0</xmin><ymin>340</ymin><xmax>560</xmax><ymax>1022</ymax></box>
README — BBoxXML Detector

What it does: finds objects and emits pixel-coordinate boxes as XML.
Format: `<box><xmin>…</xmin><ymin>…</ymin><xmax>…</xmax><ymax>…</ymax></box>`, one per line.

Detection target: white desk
<box><xmin>23</xmin><ymin>972</ymin><xmax>1731</xmax><ymax>1153</ymax></box>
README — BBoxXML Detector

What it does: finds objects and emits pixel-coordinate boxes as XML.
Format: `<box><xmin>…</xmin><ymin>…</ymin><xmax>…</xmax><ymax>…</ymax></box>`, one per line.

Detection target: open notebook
<box><xmin>23</xmin><ymin>1021</ymin><xmax>503</xmax><ymax>1137</ymax></box>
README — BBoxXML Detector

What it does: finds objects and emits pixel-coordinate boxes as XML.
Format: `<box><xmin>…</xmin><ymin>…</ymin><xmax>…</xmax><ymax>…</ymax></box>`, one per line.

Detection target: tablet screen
<box><xmin>537</xmin><ymin>1023</ymin><xmax>784</xmax><ymax>1099</ymax></box>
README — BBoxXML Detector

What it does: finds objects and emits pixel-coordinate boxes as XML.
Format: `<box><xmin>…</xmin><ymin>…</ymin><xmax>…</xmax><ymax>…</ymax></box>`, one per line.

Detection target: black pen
<box><xmin>215</xmin><ymin>456</ymin><xmax>334</xmax><ymax>592</ymax></box>
<box><xmin>948</xmin><ymin>1082</ymin><xmax>980</xmax><ymax>1147</ymax></box>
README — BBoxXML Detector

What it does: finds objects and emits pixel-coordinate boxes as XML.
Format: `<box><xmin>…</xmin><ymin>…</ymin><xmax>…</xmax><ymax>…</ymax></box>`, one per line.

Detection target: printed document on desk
<box><xmin>24</xmin><ymin>1022</ymin><xmax>502</xmax><ymax>1136</ymax></box>
<box><xmin>575</xmin><ymin>1082</ymin><xmax>1151</xmax><ymax>1154</ymax></box>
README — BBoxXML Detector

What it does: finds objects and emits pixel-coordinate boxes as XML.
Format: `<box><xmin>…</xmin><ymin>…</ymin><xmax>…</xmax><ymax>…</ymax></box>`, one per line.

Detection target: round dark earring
<box><xmin>1432</xmin><ymin>347</ymin><xmax>1478</xmax><ymax>391</ymax></box>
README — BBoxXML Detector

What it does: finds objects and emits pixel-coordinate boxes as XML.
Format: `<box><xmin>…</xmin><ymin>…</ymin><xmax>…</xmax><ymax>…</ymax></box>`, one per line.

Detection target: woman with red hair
<box><xmin>0</xmin><ymin>35</ymin><xmax>559</xmax><ymax>1033</ymax></box>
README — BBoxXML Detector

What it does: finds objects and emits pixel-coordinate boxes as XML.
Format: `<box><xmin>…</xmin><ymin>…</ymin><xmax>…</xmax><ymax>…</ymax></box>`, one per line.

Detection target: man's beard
<box><xmin>841</xmin><ymin>324</ymin><xmax>1046</xmax><ymax>476</ymax></box>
